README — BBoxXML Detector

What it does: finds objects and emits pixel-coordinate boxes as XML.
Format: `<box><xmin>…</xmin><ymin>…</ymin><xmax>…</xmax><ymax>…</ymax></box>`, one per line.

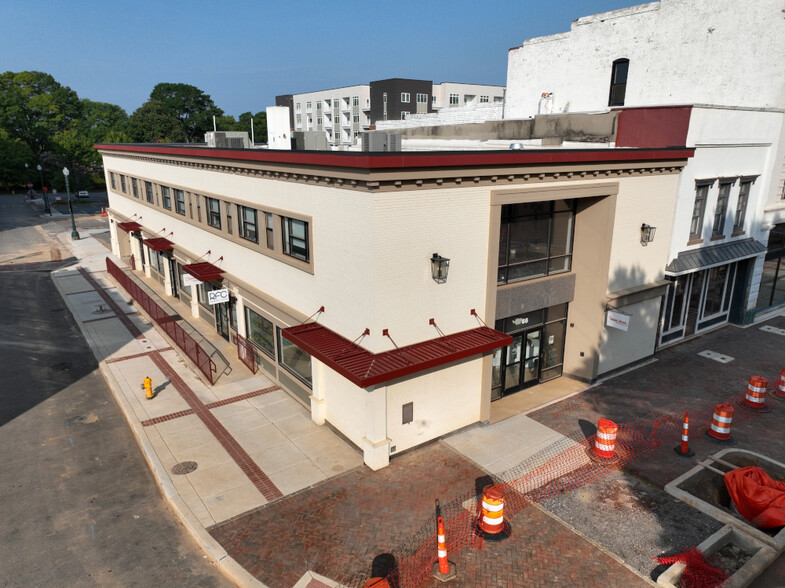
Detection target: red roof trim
<box><xmin>182</xmin><ymin>261</ymin><xmax>224</xmax><ymax>282</ymax></box>
<box><xmin>142</xmin><ymin>237</ymin><xmax>174</xmax><ymax>251</ymax></box>
<box><xmin>282</xmin><ymin>323</ymin><xmax>513</xmax><ymax>388</ymax></box>
<box><xmin>95</xmin><ymin>143</ymin><xmax>694</xmax><ymax>171</ymax></box>
<box><xmin>116</xmin><ymin>221</ymin><xmax>142</xmax><ymax>232</ymax></box>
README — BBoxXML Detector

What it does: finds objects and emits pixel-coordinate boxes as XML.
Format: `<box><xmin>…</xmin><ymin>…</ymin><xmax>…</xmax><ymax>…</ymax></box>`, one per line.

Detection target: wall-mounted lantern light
<box><xmin>640</xmin><ymin>223</ymin><xmax>656</xmax><ymax>246</ymax></box>
<box><xmin>430</xmin><ymin>253</ymin><xmax>450</xmax><ymax>284</ymax></box>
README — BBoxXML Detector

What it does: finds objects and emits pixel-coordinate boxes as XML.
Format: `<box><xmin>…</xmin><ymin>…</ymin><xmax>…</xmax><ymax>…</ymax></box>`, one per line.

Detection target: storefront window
<box><xmin>756</xmin><ymin>224</ymin><xmax>785</xmax><ymax>310</ymax></box>
<box><xmin>277</xmin><ymin>328</ymin><xmax>312</xmax><ymax>387</ymax></box>
<box><xmin>703</xmin><ymin>265</ymin><xmax>728</xmax><ymax>317</ymax></box>
<box><xmin>245</xmin><ymin>308</ymin><xmax>274</xmax><ymax>358</ymax></box>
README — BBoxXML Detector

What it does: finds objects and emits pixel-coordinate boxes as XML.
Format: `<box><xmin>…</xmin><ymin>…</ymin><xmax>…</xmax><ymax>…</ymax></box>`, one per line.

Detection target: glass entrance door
<box><xmin>215</xmin><ymin>303</ymin><xmax>230</xmax><ymax>341</ymax></box>
<box><xmin>503</xmin><ymin>335</ymin><xmax>523</xmax><ymax>394</ymax></box>
<box><xmin>522</xmin><ymin>329</ymin><xmax>541</xmax><ymax>386</ymax></box>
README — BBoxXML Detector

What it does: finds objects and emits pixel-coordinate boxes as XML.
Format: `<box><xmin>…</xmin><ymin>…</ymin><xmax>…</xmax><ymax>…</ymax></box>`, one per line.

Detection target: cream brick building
<box><xmin>98</xmin><ymin>143</ymin><xmax>691</xmax><ymax>468</ymax></box>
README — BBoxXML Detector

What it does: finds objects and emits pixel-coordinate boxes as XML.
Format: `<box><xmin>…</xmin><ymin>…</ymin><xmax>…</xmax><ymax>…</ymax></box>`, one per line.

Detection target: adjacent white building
<box><xmin>502</xmin><ymin>0</ymin><xmax>785</xmax><ymax>334</ymax></box>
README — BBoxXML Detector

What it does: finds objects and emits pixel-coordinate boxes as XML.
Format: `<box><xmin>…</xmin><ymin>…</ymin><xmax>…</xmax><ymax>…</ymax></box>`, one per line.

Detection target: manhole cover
<box><xmin>171</xmin><ymin>461</ymin><xmax>198</xmax><ymax>475</ymax></box>
<box><xmin>66</xmin><ymin>413</ymin><xmax>99</xmax><ymax>425</ymax></box>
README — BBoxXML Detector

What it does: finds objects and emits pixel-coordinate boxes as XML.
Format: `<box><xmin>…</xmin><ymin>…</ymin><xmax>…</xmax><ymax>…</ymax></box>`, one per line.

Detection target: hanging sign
<box><xmin>606</xmin><ymin>309</ymin><xmax>631</xmax><ymax>332</ymax></box>
<box><xmin>182</xmin><ymin>273</ymin><xmax>202</xmax><ymax>287</ymax></box>
<box><xmin>207</xmin><ymin>288</ymin><xmax>230</xmax><ymax>305</ymax></box>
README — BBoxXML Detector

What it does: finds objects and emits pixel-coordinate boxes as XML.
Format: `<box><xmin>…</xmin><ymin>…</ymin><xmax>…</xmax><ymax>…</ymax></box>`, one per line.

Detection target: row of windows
<box><xmin>689</xmin><ymin>177</ymin><xmax>754</xmax><ymax>242</ymax></box>
<box><xmin>296</xmin><ymin>96</ymin><xmax>363</xmax><ymax>112</ymax></box>
<box><xmin>110</xmin><ymin>171</ymin><xmax>312</xmax><ymax>264</ymax></box>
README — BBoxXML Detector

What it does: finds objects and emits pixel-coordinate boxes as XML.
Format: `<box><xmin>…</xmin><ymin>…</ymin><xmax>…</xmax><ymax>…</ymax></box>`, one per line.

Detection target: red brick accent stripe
<box><xmin>66</xmin><ymin>287</ymin><xmax>117</xmax><ymax>296</ymax></box>
<box><xmin>141</xmin><ymin>409</ymin><xmax>196</xmax><ymax>427</ymax></box>
<box><xmin>140</xmin><ymin>387</ymin><xmax>280</xmax><ymax>426</ymax></box>
<box><xmin>83</xmin><ymin>312</ymin><xmax>138</xmax><ymax>324</ymax></box>
<box><xmin>77</xmin><ymin>267</ymin><xmax>144</xmax><ymax>339</ymax></box>
<box><xmin>204</xmin><ymin>386</ymin><xmax>280</xmax><ymax>409</ymax></box>
<box><xmin>106</xmin><ymin>347</ymin><xmax>173</xmax><ymax>364</ymax></box>
<box><xmin>149</xmin><ymin>351</ymin><xmax>283</xmax><ymax>501</ymax></box>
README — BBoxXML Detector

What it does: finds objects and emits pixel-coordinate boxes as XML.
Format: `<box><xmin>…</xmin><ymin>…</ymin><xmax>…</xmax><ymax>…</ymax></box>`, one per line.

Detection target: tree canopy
<box><xmin>0</xmin><ymin>70</ymin><xmax>269</xmax><ymax>191</ymax></box>
<box><xmin>149</xmin><ymin>82</ymin><xmax>223</xmax><ymax>143</ymax></box>
<box><xmin>128</xmin><ymin>100</ymin><xmax>188</xmax><ymax>143</ymax></box>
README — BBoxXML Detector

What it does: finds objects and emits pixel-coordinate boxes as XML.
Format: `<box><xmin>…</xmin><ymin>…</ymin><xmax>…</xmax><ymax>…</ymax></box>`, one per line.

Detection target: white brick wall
<box><xmin>375</xmin><ymin>103</ymin><xmax>504</xmax><ymax>131</ymax></box>
<box><xmin>505</xmin><ymin>0</ymin><xmax>785</xmax><ymax>119</ymax></box>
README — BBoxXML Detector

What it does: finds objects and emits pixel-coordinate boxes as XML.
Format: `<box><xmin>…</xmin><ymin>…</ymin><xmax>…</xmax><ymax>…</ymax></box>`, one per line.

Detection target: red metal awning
<box><xmin>182</xmin><ymin>261</ymin><xmax>224</xmax><ymax>282</ymax></box>
<box><xmin>282</xmin><ymin>323</ymin><xmax>512</xmax><ymax>388</ymax></box>
<box><xmin>117</xmin><ymin>221</ymin><xmax>142</xmax><ymax>232</ymax></box>
<box><xmin>142</xmin><ymin>237</ymin><xmax>174</xmax><ymax>251</ymax></box>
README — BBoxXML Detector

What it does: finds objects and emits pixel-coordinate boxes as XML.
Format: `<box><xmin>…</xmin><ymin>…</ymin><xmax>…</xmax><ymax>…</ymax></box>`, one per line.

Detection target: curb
<box><xmin>51</xmin><ymin>253</ymin><xmax>266</xmax><ymax>588</ymax></box>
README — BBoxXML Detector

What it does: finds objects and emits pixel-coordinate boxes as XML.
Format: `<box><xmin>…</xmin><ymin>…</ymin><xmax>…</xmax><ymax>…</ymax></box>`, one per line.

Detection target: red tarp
<box><xmin>725</xmin><ymin>466</ymin><xmax>785</xmax><ymax>529</ymax></box>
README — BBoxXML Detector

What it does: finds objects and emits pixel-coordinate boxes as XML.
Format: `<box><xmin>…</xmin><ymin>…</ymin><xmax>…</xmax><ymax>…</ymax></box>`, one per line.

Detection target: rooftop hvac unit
<box><xmin>204</xmin><ymin>131</ymin><xmax>251</xmax><ymax>149</ymax></box>
<box><xmin>361</xmin><ymin>131</ymin><xmax>401</xmax><ymax>152</ymax></box>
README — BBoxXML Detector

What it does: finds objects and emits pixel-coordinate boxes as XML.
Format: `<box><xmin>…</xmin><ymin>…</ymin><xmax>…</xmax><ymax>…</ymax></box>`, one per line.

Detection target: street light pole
<box><xmin>37</xmin><ymin>164</ymin><xmax>51</xmax><ymax>215</ymax></box>
<box><xmin>64</xmin><ymin>167</ymin><xmax>80</xmax><ymax>240</ymax></box>
<box><xmin>24</xmin><ymin>163</ymin><xmax>30</xmax><ymax>198</ymax></box>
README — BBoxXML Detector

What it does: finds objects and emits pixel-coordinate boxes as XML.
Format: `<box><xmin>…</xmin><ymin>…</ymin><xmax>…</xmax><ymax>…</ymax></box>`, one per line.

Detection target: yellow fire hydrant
<box><xmin>143</xmin><ymin>376</ymin><xmax>154</xmax><ymax>400</ymax></box>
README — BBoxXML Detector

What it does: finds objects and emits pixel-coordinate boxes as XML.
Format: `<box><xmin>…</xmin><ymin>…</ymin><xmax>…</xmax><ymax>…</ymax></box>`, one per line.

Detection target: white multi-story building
<box><xmin>502</xmin><ymin>0</ymin><xmax>785</xmax><ymax>335</ymax></box>
<box><xmin>276</xmin><ymin>79</ymin><xmax>505</xmax><ymax>145</ymax></box>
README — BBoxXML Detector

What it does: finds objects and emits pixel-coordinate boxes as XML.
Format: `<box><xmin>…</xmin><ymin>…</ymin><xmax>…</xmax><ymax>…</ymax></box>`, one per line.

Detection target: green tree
<box><xmin>0</xmin><ymin>71</ymin><xmax>82</xmax><ymax>156</ymax></box>
<box><xmin>52</xmin><ymin>129</ymin><xmax>102</xmax><ymax>190</ymax></box>
<box><xmin>128</xmin><ymin>100</ymin><xmax>187</xmax><ymax>143</ymax></box>
<box><xmin>149</xmin><ymin>82</ymin><xmax>223</xmax><ymax>142</ymax></box>
<box><xmin>79</xmin><ymin>99</ymin><xmax>128</xmax><ymax>143</ymax></box>
<box><xmin>0</xmin><ymin>130</ymin><xmax>35</xmax><ymax>191</ymax></box>
<box><xmin>102</xmin><ymin>128</ymin><xmax>132</xmax><ymax>144</ymax></box>
<box><xmin>234</xmin><ymin>111</ymin><xmax>267</xmax><ymax>143</ymax></box>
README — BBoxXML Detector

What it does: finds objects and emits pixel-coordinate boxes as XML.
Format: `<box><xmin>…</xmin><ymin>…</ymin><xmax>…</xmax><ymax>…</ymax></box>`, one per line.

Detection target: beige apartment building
<box><xmin>97</xmin><ymin>143</ymin><xmax>692</xmax><ymax>469</ymax></box>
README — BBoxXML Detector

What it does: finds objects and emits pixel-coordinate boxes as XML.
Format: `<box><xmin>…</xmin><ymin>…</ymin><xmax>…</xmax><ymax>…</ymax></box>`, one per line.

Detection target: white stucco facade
<box><xmin>505</xmin><ymin>0</ymin><xmax>785</xmax><ymax>119</ymax></box>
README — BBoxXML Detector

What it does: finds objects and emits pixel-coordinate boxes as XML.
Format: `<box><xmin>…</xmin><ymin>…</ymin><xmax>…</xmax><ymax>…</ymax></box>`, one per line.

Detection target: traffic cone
<box><xmin>475</xmin><ymin>484</ymin><xmax>511</xmax><ymax>541</ymax></box>
<box><xmin>674</xmin><ymin>410</ymin><xmax>694</xmax><ymax>457</ymax></box>
<box><xmin>432</xmin><ymin>516</ymin><xmax>457</xmax><ymax>581</ymax></box>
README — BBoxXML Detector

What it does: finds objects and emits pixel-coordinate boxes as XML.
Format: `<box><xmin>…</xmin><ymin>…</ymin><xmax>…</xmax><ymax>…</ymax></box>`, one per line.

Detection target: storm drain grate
<box><xmin>760</xmin><ymin>325</ymin><xmax>785</xmax><ymax>337</ymax></box>
<box><xmin>171</xmin><ymin>461</ymin><xmax>198</xmax><ymax>475</ymax></box>
<box><xmin>698</xmin><ymin>350</ymin><xmax>734</xmax><ymax>363</ymax></box>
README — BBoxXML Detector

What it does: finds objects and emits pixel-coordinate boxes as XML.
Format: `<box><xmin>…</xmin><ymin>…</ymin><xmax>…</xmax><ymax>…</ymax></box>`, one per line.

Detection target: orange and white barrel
<box><xmin>593</xmin><ymin>419</ymin><xmax>618</xmax><ymax>460</ymax></box>
<box><xmin>708</xmin><ymin>404</ymin><xmax>734</xmax><ymax>441</ymax></box>
<box><xmin>479</xmin><ymin>485</ymin><xmax>505</xmax><ymax>536</ymax></box>
<box><xmin>744</xmin><ymin>376</ymin><xmax>768</xmax><ymax>409</ymax></box>
<box><xmin>777</xmin><ymin>367</ymin><xmax>785</xmax><ymax>399</ymax></box>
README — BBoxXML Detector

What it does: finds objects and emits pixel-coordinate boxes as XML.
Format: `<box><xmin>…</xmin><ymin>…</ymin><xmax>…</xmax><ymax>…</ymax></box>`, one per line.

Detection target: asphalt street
<box><xmin>0</xmin><ymin>193</ymin><xmax>233</xmax><ymax>587</ymax></box>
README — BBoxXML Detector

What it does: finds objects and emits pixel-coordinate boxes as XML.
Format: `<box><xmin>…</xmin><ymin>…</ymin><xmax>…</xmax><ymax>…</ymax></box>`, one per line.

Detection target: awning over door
<box><xmin>666</xmin><ymin>238</ymin><xmax>767</xmax><ymax>276</ymax></box>
<box><xmin>282</xmin><ymin>322</ymin><xmax>512</xmax><ymax>388</ymax></box>
<box><xmin>142</xmin><ymin>237</ymin><xmax>174</xmax><ymax>251</ymax></box>
<box><xmin>181</xmin><ymin>261</ymin><xmax>224</xmax><ymax>282</ymax></box>
<box><xmin>116</xmin><ymin>221</ymin><xmax>142</xmax><ymax>232</ymax></box>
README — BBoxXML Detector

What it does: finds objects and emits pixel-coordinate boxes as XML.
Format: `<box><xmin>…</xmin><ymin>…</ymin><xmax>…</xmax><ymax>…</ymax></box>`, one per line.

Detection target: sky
<box><xmin>2</xmin><ymin>0</ymin><xmax>646</xmax><ymax>119</ymax></box>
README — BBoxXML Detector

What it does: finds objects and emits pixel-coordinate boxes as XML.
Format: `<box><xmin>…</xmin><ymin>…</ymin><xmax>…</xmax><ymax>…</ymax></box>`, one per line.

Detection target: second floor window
<box><xmin>713</xmin><ymin>181</ymin><xmax>733</xmax><ymax>237</ymax></box>
<box><xmin>161</xmin><ymin>186</ymin><xmax>171</xmax><ymax>210</ymax></box>
<box><xmin>131</xmin><ymin>178</ymin><xmax>139</xmax><ymax>198</ymax></box>
<box><xmin>416</xmin><ymin>93</ymin><xmax>428</xmax><ymax>104</ymax></box>
<box><xmin>282</xmin><ymin>217</ymin><xmax>309</xmax><ymax>262</ymax></box>
<box><xmin>206</xmin><ymin>197</ymin><xmax>221</xmax><ymax>228</ymax></box>
<box><xmin>497</xmin><ymin>200</ymin><xmax>575</xmax><ymax>285</ymax></box>
<box><xmin>145</xmin><ymin>181</ymin><xmax>154</xmax><ymax>203</ymax></box>
<box><xmin>109</xmin><ymin>172</ymin><xmax>116</xmax><ymax>189</ymax></box>
<box><xmin>449</xmin><ymin>93</ymin><xmax>459</xmax><ymax>105</ymax></box>
<box><xmin>239</xmin><ymin>206</ymin><xmax>258</xmax><ymax>243</ymax></box>
<box><xmin>690</xmin><ymin>183</ymin><xmax>711</xmax><ymax>240</ymax></box>
<box><xmin>401</xmin><ymin>92</ymin><xmax>410</xmax><ymax>103</ymax></box>
<box><xmin>174</xmin><ymin>189</ymin><xmax>186</xmax><ymax>215</ymax></box>
<box><xmin>733</xmin><ymin>180</ymin><xmax>753</xmax><ymax>233</ymax></box>
<box><xmin>119</xmin><ymin>175</ymin><xmax>126</xmax><ymax>193</ymax></box>
<box><xmin>265</xmin><ymin>212</ymin><xmax>274</xmax><ymax>249</ymax></box>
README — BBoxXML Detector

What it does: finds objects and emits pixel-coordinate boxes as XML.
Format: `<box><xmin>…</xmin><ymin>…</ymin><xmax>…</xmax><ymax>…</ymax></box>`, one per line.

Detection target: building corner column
<box><xmin>310</xmin><ymin>359</ymin><xmax>327</xmax><ymax>425</ymax></box>
<box><xmin>362</xmin><ymin>385</ymin><xmax>390</xmax><ymax>470</ymax></box>
<box><xmin>162</xmin><ymin>256</ymin><xmax>174</xmax><ymax>296</ymax></box>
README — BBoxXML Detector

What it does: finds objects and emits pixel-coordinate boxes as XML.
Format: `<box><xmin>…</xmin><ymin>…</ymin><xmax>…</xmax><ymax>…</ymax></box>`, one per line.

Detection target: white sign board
<box><xmin>182</xmin><ymin>273</ymin><xmax>202</xmax><ymax>287</ymax></box>
<box><xmin>606</xmin><ymin>310</ymin><xmax>631</xmax><ymax>332</ymax></box>
<box><xmin>207</xmin><ymin>288</ymin><xmax>230</xmax><ymax>305</ymax></box>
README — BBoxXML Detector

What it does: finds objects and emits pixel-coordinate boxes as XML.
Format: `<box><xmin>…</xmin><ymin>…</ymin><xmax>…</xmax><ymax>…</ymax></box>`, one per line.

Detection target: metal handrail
<box><xmin>106</xmin><ymin>258</ymin><xmax>218</xmax><ymax>384</ymax></box>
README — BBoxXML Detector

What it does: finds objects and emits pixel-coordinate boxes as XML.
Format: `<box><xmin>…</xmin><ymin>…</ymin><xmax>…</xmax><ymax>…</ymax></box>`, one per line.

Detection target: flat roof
<box><xmin>95</xmin><ymin>143</ymin><xmax>694</xmax><ymax>171</ymax></box>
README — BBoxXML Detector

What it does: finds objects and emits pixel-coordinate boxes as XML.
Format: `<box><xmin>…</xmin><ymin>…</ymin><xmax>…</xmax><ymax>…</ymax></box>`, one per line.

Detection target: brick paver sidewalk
<box><xmin>210</xmin><ymin>443</ymin><xmax>648</xmax><ymax>587</ymax></box>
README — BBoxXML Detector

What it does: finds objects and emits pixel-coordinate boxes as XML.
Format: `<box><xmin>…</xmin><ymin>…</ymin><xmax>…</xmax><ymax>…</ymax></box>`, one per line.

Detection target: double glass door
<box><xmin>492</xmin><ymin>328</ymin><xmax>542</xmax><ymax>400</ymax></box>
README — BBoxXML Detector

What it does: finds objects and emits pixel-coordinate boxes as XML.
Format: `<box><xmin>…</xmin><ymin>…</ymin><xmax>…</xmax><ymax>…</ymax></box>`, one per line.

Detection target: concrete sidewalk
<box><xmin>52</xmin><ymin>233</ymin><xmax>363</xmax><ymax>586</ymax></box>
